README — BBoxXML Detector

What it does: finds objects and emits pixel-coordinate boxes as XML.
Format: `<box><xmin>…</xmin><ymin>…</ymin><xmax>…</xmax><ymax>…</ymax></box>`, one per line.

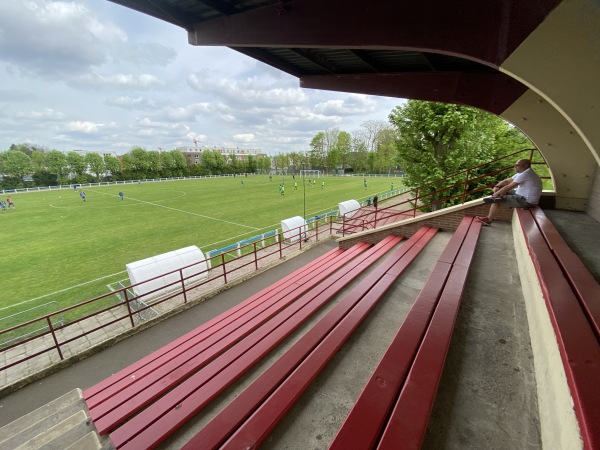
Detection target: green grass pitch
<box><xmin>0</xmin><ymin>175</ymin><xmax>400</xmax><ymax>326</ymax></box>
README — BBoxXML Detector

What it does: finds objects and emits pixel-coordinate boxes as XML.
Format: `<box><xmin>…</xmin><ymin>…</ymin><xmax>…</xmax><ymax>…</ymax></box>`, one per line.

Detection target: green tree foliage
<box><xmin>103</xmin><ymin>155</ymin><xmax>121</xmax><ymax>180</ymax></box>
<box><xmin>388</xmin><ymin>100</ymin><xmax>533</xmax><ymax>209</ymax></box>
<box><xmin>0</xmin><ymin>150</ymin><xmax>34</xmax><ymax>188</ymax></box>
<box><xmin>46</xmin><ymin>150</ymin><xmax>68</xmax><ymax>183</ymax></box>
<box><xmin>170</xmin><ymin>150</ymin><xmax>188</xmax><ymax>176</ymax></box>
<box><xmin>85</xmin><ymin>152</ymin><xmax>105</xmax><ymax>181</ymax></box>
<box><xmin>0</xmin><ymin>150</ymin><xmax>34</xmax><ymax>178</ymax></box>
<box><xmin>66</xmin><ymin>151</ymin><xmax>88</xmax><ymax>182</ymax></box>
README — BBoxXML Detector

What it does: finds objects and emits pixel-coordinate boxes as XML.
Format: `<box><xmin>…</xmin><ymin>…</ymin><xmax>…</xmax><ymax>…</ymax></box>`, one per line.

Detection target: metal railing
<box><xmin>0</xmin><ymin>148</ymin><xmax>550</xmax><ymax>380</ymax></box>
<box><xmin>337</xmin><ymin>148</ymin><xmax>550</xmax><ymax>235</ymax></box>
<box><xmin>0</xmin><ymin>217</ymin><xmax>337</xmax><ymax>376</ymax></box>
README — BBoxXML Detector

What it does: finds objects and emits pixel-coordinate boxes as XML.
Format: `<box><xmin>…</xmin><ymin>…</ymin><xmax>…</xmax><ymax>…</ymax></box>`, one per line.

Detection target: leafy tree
<box><xmin>273</xmin><ymin>153</ymin><xmax>289</xmax><ymax>174</ymax></box>
<box><xmin>85</xmin><ymin>153</ymin><xmax>105</xmax><ymax>181</ymax></box>
<box><xmin>31</xmin><ymin>150</ymin><xmax>47</xmax><ymax>172</ymax></box>
<box><xmin>170</xmin><ymin>150</ymin><xmax>188</xmax><ymax>176</ymax></box>
<box><xmin>349</xmin><ymin>136</ymin><xmax>369</xmax><ymax>173</ymax></box>
<box><xmin>246</xmin><ymin>155</ymin><xmax>257</xmax><ymax>174</ymax></box>
<box><xmin>200</xmin><ymin>150</ymin><xmax>227</xmax><ymax>174</ymax></box>
<box><xmin>33</xmin><ymin>171</ymin><xmax>58</xmax><ymax>186</ymax></box>
<box><xmin>257</xmin><ymin>155</ymin><xmax>271</xmax><ymax>174</ymax></box>
<box><xmin>336</xmin><ymin>131</ymin><xmax>352</xmax><ymax>171</ymax></box>
<box><xmin>66</xmin><ymin>151</ymin><xmax>87</xmax><ymax>181</ymax></box>
<box><xmin>389</xmin><ymin>100</ymin><xmax>532</xmax><ymax>209</ymax></box>
<box><xmin>146</xmin><ymin>151</ymin><xmax>162</xmax><ymax>178</ymax></box>
<box><xmin>104</xmin><ymin>155</ymin><xmax>121</xmax><ymax>179</ymax></box>
<box><xmin>0</xmin><ymin>150</ymin><xmax>34</xmax><ymax>178</ymax></box>
<box><xmin>122</xmin><ymin>147</ymin><xmax>150</xmax><ymax>178</ymax></box>
<box><xmin>309</xmin><ymin>132</ymin><xmax>326</xmax><ymax>170</ymax></box>
<box><xmin>46</xmin><ymin>150</ymin><xmax>68</xmax><ymax>183</ymax></box>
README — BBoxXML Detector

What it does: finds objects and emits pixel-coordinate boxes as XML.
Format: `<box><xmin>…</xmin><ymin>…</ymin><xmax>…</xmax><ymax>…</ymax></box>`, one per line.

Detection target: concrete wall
<box><xmin>337</xmin><ymin>201</ymin><xmax>512</xmax><ymax>250</ymax></box>
<box><xmin>512</xmin><ymin>214</ymin><xmax>583</xmax><ymax>450</ymax></box>
<box><xmin>586</xmin><ymin>164</ymin><xmax>600</xmax><ymax>222</ymax></box>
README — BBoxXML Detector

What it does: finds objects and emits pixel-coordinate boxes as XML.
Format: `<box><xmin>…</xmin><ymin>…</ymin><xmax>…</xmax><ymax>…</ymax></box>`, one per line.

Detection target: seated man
<box><xmin>476</xmin><ymin>158</ymin><xmax>542</xmax><ymax>226</ymax></box>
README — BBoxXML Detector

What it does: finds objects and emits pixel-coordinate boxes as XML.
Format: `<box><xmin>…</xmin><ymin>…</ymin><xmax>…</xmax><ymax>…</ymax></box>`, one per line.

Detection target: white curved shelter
<box><xmin>339</xmin><ymin>199</ymin><xmax>361</xmax><ymax>218</ymax></box>
<box><xmin>126</xmin><ymin>245</ymin><xmax>208</xmax><ymax>301</ymax></box>
<box><xmin>281</xmin><ymin>216</ymin><xmax>307</xmax><ymax>243</ymax></box>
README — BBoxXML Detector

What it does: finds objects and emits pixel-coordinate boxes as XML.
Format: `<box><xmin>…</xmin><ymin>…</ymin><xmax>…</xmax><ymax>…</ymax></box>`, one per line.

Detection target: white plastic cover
<box><xmin>281</xmin><ymin>216</ymin><xmax>307</xmax><ymax>243</ymax></box>
<box><xmin>126</xmin><ymin>245</ymin><xmax>207</xmax><ymax>301</ymax></box>
<box><xmin>339</xmin><ymin>199</ymin><xmax>361</xmax><ymax>218</ymax></box>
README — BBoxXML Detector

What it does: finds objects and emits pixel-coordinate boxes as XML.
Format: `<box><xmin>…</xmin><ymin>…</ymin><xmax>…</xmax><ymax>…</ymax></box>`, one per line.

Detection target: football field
<box><xmin>0</xmin><ymin>175</ymin><xmax>400</xmax><ymax>322</ymax></box>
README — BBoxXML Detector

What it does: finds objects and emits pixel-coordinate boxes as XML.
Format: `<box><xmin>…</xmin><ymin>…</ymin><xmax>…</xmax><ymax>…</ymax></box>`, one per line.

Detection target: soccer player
<box><xmin>321</xmin><ymin>181</ymin><xmax>325</xmax><ymax>189</ymax></box>
<box><xmin>80</xmin><ymin>191</ymin><xmax>86</xmax><ymax>202</ymax></box>
<box><xmin>119</xmin><ymin>191</ymin><xmax>124</xmax><ymax>201</ymax></box>
<box><xmin>0</xmin><ymin>200</ymin><xmax>6</xmax><ymax>212</ymax></box>
<box><xmin>294</xmin><ymin>182</ymin><xmax>298</xmax><ymax>190</ymax></box>
<box><xmin>281</xmin><ymin>185</ymin><xmax>285</xmax><ymax>196</ymax></box>
<box><xmin>7</xmin><ymin>196</ymin><xmax>14</xmax><ymax>208</ymax></box>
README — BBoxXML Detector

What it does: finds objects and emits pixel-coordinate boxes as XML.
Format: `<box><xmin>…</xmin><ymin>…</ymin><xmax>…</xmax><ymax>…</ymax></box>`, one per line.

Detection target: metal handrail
<box><xmin>0</xmin><ymin>148</ymin><xmax>550</xmax><ymax>378</ymax></box>
<box><xmin>337</xmin><ymin>148</ymin><xmax>550</xmax><ymax>235</ymax></box>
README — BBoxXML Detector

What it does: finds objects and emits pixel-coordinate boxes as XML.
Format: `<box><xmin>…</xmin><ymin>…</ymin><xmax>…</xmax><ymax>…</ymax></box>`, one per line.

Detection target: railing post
<box><xmin>180</xmin><ymin>268</ymin><xmax>187</xmax><ymax>304</ymax></box>
<box><xmin>315</xmin><ymin>219</ymin><xmax>319</xmax><ymax>241</ymax></box>
<box><xmin>462</xmin><ymin>169</ymin><xmax>470</xmax><ymax>204</ymax></box>
<box><xmin>47</xmin><ymin>316</ymin><xmax>64</xmax><ymax>360</ymax></box>
<box><xmin>342</xmin><ymin>215</ymin><xmax>346</xmax><ymax>237</ymax></box>
<box><xmin>221</xmin><ymin>253</ymin><xmax>227</xmax><ymax>284</ymax></box>
<box><xmin>123</xmin><ymin>289</ymin><xmax>135</xmax><ymax>328</ymax></box>
<box><xmin>254</xmin><ymin>242</ymin><xmax>258</xmax><ymax>271</ymax></box>
<box><xmin>279</xmin><ymin>232</ymin><xmax>283</xmax><ymax>259</ymax></box>
<box><xmin>413</xmin><ymin>187</ymin><xmax>419</xmax><ymax>217</ymax></box>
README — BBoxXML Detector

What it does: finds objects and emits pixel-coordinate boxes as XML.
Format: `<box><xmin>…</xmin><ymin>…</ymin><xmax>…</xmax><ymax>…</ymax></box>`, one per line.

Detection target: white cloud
<box><xmin>0</xmin><ymin>0</ymin><xmax>402</xmax><ymax>154</ymax></box>
<box><xmin>65</xmin><ymin>121</ymin><xmax>104</xmax><ymax>133</ymax></box>
<box><xmin>16</xmin><ymin>108</ymin><xmax>66</xmax><ymax>121</ymax></box>
<box><xmin>233</xmin><ymin>133</ymin><xmax>256</xmax><ymax>143</ymax></box>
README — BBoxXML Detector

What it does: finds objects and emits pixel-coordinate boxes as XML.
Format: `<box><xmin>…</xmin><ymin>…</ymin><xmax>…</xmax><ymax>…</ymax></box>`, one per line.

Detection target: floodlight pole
<box><xmin>302</xmin><ymin>162</ymin><xmax>306</xmax><ymax>220</ymax></box>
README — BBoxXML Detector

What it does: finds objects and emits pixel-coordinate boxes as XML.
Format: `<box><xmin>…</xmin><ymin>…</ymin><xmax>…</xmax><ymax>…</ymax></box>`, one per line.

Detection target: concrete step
<box><xmin>0</xmin><ymin>388</ymin><xmax>106</xmax><ymax>450</ymax></box>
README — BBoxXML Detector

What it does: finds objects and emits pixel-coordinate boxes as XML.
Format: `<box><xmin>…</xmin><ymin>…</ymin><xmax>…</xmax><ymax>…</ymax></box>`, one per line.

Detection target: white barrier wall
<box><xmin>339</xmin><ymin>199</ymin><xmax>361</xmax><ymax>218</ymax></box>
<box><xmin>126</xmin><ymin>245</ymin><xmax>208</xmax><ymax>301</ymax></box>
<box><xmin>281</xmin><ymin>216</ymin><xmax>307</xmax><ymax>243</ymax></box>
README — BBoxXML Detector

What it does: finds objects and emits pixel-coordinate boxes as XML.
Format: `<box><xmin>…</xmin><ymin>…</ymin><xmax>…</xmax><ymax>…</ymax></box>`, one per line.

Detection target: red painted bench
<box><xmin>517</xmin><ymin>207</ymin><xmax>600</xmax><ymax>450</ymax></box>
<box><xmin>330</xmin><ymin>215</ymin><xmax>481</xmax><ymax>449</ymax></box>
<box><xmin>85</xmin><ymin>243</ymin><xmax>369</xmax><ymax>428</ymax></box>
<box><xmin>181</xmin><ymin>226</ymin><xmax>439</xmax><ymax>449</ymax></box>
<box><xmin>99</xmin><ymin>235</ymin><xmax>406</xmax><ymax>448</ymax></box>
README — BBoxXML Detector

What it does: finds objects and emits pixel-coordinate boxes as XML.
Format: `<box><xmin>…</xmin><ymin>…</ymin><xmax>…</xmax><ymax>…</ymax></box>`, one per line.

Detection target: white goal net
<box><xmin>300</xmin><ymin>170</ymin><xmax>321</xmax><ymax>178</ymax></box>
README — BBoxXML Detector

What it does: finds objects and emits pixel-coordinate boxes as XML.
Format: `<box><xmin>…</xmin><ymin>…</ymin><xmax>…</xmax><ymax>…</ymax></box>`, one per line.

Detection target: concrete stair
<box><xmin>0</xmin><ymin>389</ymin><xmax>110</xmax><ymax>450</ymax></box>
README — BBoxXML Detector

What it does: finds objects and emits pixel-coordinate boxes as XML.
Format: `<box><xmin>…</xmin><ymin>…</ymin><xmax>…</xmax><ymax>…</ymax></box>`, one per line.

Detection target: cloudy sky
<box><xmin>0</xmin><ymin>0</ymin><xmax>404</xmax><ymax>155</ymax></box>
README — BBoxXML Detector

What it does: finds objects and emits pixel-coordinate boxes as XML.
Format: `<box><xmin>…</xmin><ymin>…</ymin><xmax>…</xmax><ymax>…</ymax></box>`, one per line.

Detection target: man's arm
<box><xmin>493</xmin><ymin>177</ymin><xmax>519</xmax><ymax>197</ymax></box>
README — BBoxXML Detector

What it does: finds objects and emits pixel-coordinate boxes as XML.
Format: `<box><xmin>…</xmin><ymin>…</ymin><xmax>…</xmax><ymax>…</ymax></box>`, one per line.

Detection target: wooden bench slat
<box><xmin>97</xmin><ymin>239</ymin><xmax>393</xmax><ymax>436</ymax></box>
<box><xmin>221</xmin><ymin>278</ymin><xmax>399</xmax><ymax>449</ymax></box>
<box><xmin>330</xmin><ymin>217</ymin><xmax>480</xmax><ymax>449</ymax></box>
<box><xmin>528</xmin><ymin>208</ymin><xmax>600</xmax><ymax>339</ymax></box>
<box><xmin>181</xmin><ymin>227</ymin><xmax>439</xmax><ymax>450</ymax></box>
<box><xmin>90</xmin><ymin>245</ymin><xmax>370</xmax><ymax>422</ymax></box>
<box><xmin>109</xmin><ymin>236</ymin><xmax>405</xmax><ymax>449</ymax></box>
<box><xmin>436</xmin><ymin>216</ymin><xmax>474</xmax><ymax>264</ymax></box>
<box><xmin>87</xmin><ymin>245</ymin><xmax>366</xmax><ymax>415</ymax></box>
<box><xmin>378</xmin><ymin>263</ymin><xmax>471</xmax><ymax>449</ymax></box>
<box><xmin>517</xmin><ymin>209</ymin><xmax>600</xmax><ymax>450</ymax></box>
<box><xmin>84</xmin><ymin>246</ymin><xmax>350</xmax><ymax>401</ymax></box>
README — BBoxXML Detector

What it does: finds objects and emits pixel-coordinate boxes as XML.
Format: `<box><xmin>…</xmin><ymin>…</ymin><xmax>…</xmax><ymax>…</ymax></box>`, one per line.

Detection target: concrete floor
<box><xmin>0</xmin><ymin>210</ymin><xmax>597</xmax><ymax>449</ymax></box>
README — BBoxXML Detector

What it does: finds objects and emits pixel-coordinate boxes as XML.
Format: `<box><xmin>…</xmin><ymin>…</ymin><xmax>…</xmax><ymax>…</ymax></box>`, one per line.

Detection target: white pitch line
<box><xmin>93</xmin><ymin>190</ymin><xmax>260</xmax><ymax>231</ymax></box>
<box><xmin>0</xmin><ymin>271</ymin><xmax>128</xmax><ymax>312</ymax></box>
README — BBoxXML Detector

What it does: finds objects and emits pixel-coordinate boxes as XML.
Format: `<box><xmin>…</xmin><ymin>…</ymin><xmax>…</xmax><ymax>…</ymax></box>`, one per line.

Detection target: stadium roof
<box><xmin>108</xmin><ymin>0</ymin><xmax>563</xmax><ymax>115</ymax></box>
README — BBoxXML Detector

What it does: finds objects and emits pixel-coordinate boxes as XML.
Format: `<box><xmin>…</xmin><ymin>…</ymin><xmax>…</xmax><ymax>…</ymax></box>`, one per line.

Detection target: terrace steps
<box><xmin>0</xmin><ymin>389</ymin><xmax>110</xmax><ymax>450</ymax></box>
